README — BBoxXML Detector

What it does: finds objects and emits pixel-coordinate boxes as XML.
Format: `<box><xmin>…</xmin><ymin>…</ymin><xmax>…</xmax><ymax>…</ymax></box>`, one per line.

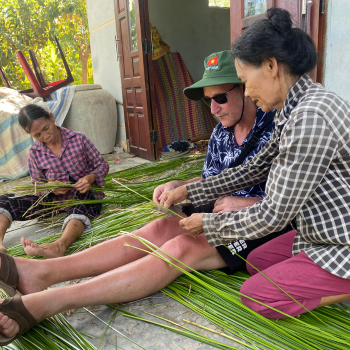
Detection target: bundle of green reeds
<box><xmin>9</xmin><ymin>153</ymin><xmax>350</xmax><ymax>349</ymax></box>
<box><xmin>8</xmin><ymin>156</ymin><xmax>198</xmax><ymax>258</ymax></box>
<box><xmin>1</xmin><ymin>301</ymin><xmax>148</xmax><ymax>350</ymax></box>
<box><xmin>12</xmin><ymin>155</ymin><xmax>204</xmax><ymax>215</ymax></box>
<box><xmin>104</xmin><ymin>154</ymin><xmax>205</xmax><ymax>182</ymax></box>
<box><xmin>3</xmin><ymin>156</ymin><xmax>206</xmax><ymax>348</ymax></box>
<box><xmin>122</xmin><ymin>233</ymin><xmax>350</xmax><ymax>350</ymax></box>
<box><xmin>14</xmin><ymin>154</ymin><xmax>204</xmax><ymax>195</ymax></box>
<box><xmin>7</xmin><ymin>202</ymin><xmax>167</xmax><ymax>258</ymax></box>
<box><xmin>2</xmin><ymin>314</ymin><xmax>97</xmax><ymax>350</ymax></box>
<box><xmin>165</xmin><ymin>272</ymin><xmax>350</xmax><ymax>349</ymax></box>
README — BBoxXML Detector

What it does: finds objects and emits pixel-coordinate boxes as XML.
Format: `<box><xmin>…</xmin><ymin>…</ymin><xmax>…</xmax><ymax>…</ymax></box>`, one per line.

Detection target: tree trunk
<box><xmin>81</xmin><ymin>57</ymin><xmax>88</xmax><ymax>84</ymax></box>
<box><xmin>79</xmin><ymin>44</ymin><xmax>91</xmax><ymax>85</ymax></box>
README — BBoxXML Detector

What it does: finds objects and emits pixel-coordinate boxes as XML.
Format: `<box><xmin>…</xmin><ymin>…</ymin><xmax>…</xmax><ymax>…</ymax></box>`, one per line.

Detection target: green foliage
<box><xmin>128</xmin><ymin>0</ymin><xmax>138</xmax><ymax>51</ymax></box>
<box><xmin>209</xmin><ymin>0</ymin><xmax>230</xmax><ymax>8</ymax></box>
<box><xmin>0</xmin><ymin>0</ymin><xmax>91</xmax><ymax>90</ymax></box>
<box><xmin>7</xmin><ymin>313</ymin><xmax>97</xmax><ymax>350</ymax></box>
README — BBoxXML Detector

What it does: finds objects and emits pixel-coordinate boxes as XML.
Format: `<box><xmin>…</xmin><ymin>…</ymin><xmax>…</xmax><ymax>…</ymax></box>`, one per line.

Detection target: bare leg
<box><xmin>0</xmin><ymin>232</ymin><xmax>227</xmax><ymax>339</ymax></box>
<box><xmin>0</xmin><ymin>214</ymin><xmax>9</xmax><ymax>253</ymax></box>
<box><xmin>22</xmin><ymin>219</ymin><xmax>85</xmax><ymax>259</ymax></box>
<box><xmin>291</xmin><ymin>293</ymin><xmax>350</xmax><ymax>319</ymax></box>
<box><xmin>14</xmin><ymin>216</ymin><xmax>187</xmax><ymax>294</ymax></box>
<box><xmin>317</xmin><ymin>294</ymin><xmax>350</xmax><ymax>308</ymax></box>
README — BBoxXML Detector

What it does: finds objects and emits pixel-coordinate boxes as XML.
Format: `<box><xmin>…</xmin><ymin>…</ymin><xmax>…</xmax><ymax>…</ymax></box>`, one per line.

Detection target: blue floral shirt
<box><xmin>202</xmin><ymin>108</ymin><xmax>275</xmax><ymax>198</ymax></box>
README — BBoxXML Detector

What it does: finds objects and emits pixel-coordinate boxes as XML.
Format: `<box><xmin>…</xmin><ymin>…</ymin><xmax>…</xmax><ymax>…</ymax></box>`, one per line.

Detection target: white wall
<box><xmin>148</xmin><ymin>0</ymin><xmax>231</xmax><ymax>82</ymax></box>
<box><xmin>86</xmin><ymin>0</ymin><xmax>126</xmax><ymax>147</ymax></box>
<box><xmin>324</xmin><ymin>0</ymin><xmax>350</xmax><ymax>102</ymax></box>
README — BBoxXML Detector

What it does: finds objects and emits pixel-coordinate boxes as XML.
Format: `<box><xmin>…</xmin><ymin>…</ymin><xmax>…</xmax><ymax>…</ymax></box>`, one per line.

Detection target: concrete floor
<box><xmin>0</xmin><ymin>153</ymin><xmax>243</xmax><ymax>350</ymax></box>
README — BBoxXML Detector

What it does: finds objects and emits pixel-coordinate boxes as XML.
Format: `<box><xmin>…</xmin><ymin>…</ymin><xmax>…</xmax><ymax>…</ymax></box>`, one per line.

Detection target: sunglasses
<box><xmin>203</xmin><ymin>84</ymin><xmax>239</xmax><ymax>106</ymax></box>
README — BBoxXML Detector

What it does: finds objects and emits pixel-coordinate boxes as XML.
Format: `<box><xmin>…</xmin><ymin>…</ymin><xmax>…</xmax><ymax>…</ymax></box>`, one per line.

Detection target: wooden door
<box><xmin>114</xmin><ymin>0</ymin><xmax>158</xmax><ymax>160</ymax></box>
<box><xmin>230</xmin><ymin>0</ymin><xmax>323</xmax><ymax>82</ymax></box>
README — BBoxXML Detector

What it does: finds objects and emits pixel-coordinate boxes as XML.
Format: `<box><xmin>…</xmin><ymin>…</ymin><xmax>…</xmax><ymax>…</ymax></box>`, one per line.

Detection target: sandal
<box><xmin>0</xmin><ymin>252</ymin><xmax>21</xmax><ymax>297</ymax></box>
<box><xmin>0</xmin><ymin>295</ymin><xmax>37</xmax><ymax>345</ymax></box>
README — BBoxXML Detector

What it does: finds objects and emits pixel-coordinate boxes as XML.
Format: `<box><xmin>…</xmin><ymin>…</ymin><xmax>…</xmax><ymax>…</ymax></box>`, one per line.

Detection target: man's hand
<box><xmin>47</xmin><ymin>181</ymin><xmax>70</xmax><ymax>196</ymax></box>
<box><xmin>75</xmin><ymin>174</ymin><xmax>96</xmax><ymax>193</ymax></box>
<box><xmin>153</xmin><ymin>181</ymin><xmax>185</xmax><ymax>204</ymax></box>
<box><xmin>179</xmin><ymin>213</ymin><xmax>204</xmax><ymax>235</ymax></box>
<box><xmin>159</xmin><ymin>185</ymin><xmax>189</xmax><ymax>208</ymax></box>
<box><xmin>213</xmin><ymin>196</ymin><xmax>262</xmax><ymax>213</ymax></box>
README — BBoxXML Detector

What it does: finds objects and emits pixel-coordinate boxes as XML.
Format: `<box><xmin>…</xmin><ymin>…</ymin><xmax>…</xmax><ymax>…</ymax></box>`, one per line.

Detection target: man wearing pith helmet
<box><xmin>153</xmin><ymin>50</ymin><xmax>291</xmax><ymax>273</ymax></box>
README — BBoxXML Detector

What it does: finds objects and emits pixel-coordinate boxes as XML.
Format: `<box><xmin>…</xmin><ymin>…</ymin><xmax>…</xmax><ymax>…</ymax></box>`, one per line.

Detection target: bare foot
<box><xmin>21</xmin><ymin>238</ymin><xmax>66</xmax><ymax>259</ymax></box>
<box><xmin>0</xmin><ymin>251</ymin><xmax>47</xmax><ymax>295</ymax></box>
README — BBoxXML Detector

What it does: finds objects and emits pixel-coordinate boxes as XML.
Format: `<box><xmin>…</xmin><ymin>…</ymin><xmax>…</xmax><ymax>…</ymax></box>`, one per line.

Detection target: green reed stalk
<box><xmin>124</xmin><ymin>232</ymin><xmax>350</xmax><ymax>350</ymax></box>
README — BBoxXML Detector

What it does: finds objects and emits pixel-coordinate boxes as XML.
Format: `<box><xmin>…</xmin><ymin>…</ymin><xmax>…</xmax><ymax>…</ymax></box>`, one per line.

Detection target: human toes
<box><xmin>21</xmin><ymin>239</ymin><xmax>43</xmax><ymax>258</ymax></box>
<box><xmin>0</xmin><ymin>315</ymin><xmax>14</xmax><ymax>330</ymax></box>
<box><xmin>21</xmin><ymin>237</ymin><xmax>30</xmax><ymax>247</ymax></box>
<box><xmin>21</xmin><ymin>238</ymin><xmax>39</xmax><ymax>249</ymax></box>
<box><xmin>21</xmin><ymin>237</ymin><xmax>33</xmax><ymax>246</ymax></box>
<box><xmin>27</xmin><ymin>242</ymin><xmax>65</xmax><ymax>259</ymax></box>
<box><xmin>0</xmin><ymin>312</ymin><xmax>19</xmax><ymax>338</ymax></box>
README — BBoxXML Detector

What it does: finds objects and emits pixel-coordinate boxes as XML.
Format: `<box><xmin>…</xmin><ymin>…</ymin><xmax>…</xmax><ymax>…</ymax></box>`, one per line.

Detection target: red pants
<box><xmin>241</xmin><ymin>230</ymin><xmax>350</xmax><ymax>319</ymax></box>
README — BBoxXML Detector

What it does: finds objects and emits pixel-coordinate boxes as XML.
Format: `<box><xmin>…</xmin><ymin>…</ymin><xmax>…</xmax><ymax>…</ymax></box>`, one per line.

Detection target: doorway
<box><xmin>115</xmin><ymin>0</ymin><xmax>325</xmax><ymax>160</ymax></box>
<box><xmin>115</xmin><ymin>0</ymin><xmax>231</xmax><ymax>160</ymax></box>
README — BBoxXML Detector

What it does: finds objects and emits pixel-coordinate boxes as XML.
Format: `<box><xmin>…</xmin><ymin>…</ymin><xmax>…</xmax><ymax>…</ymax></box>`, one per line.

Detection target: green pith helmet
<box><xmin>184</xmin><ymin>50</ymin><xmax>243</xmax><ymax>101</ymax></box>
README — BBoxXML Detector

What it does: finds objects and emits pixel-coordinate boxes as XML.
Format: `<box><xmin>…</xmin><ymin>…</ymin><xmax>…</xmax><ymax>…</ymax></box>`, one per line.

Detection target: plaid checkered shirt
<box><xmin>187</xmin><ymin>74</ymin><xmax>350</xmax><ymax>279</ymax></box>
<box><xmin>28</xmin><ymin>127</ymin><xmax>109</xmax><ymax>200</ymax></box>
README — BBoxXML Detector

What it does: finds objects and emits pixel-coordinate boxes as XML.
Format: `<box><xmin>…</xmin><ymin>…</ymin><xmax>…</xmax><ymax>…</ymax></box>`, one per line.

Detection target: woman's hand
<box><xmin>179</xmin><ymin>213</ymin><xmax>204</xmax><ymax>235</ymax></box>
<box><xmin>159</xmin><ymin>185</ymin><xmax>189</xmax><ymax>208</ymax></box>
<box><xmin>75</xmin><ymin>174</ymin><xmax>96</xmax><ymax>193</ymax></box>
<box><xmin>153</xmin><ymin>181</ymin><xmax>186</xmax><ymax>204</ymax></box>
<box><xmin>212</xmin><ymin>196</ymin><xmax>262</xmax><ymax>213</ymax></box>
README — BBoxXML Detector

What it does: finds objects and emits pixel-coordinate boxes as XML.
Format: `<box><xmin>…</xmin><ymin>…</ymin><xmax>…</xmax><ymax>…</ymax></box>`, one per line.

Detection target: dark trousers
<box><xmin>0</xmin><ymin>192</ymin><xmax>101</xmax><ymax>222</ymax></box>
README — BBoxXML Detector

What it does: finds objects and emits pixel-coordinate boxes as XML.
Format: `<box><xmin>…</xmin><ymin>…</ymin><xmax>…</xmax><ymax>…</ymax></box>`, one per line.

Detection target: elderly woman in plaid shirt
<box><xmin>161</xmin><ymin>8</ymin><xmax>350</xmax><ymax>319</ymax></box>
<box><xmin>0</xmin><ymin>104</ymin><xmax>109</xmax><ymax>259</ymax></box>
<box><xmin>0</xmin><ymin>8</ymin><xmax>350</xmax><ymax>344</ymax></box>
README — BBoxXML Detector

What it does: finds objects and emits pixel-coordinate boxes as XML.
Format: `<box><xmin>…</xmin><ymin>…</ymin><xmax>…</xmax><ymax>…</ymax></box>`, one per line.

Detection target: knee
<box><xmin>72</xmin><ymin>220</ymin><xmax>84</xmax><ymax>230</ymax></box>
<box><xmin>240</xmin><ymin>276</ymin><xmax>265</xmax><ymax>315</ymax></box>
<box><xmin>240</xmin><ymin>276</ymin><xmax>279</xmax><ymax>318</ymax></box>
<box><xmin>160</xmin><ymin>234</ymin><xmax>194</xmax><ymax>262</ymax></box>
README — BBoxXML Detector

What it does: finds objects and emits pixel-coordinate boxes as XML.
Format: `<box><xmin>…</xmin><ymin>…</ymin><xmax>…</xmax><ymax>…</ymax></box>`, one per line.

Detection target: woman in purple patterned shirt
<box><xmin>0</xmin><ymin>104</ymin><xmax>109</xmax><ymax>258</ymax></box>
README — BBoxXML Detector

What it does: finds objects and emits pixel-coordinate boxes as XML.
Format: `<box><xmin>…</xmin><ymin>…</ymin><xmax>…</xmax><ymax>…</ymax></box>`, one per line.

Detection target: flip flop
<box><xmin>0</xmin><ymin>252</ymin><xmax>21</xmax><ymax>297</ymax></box>
<box><xmin>0</xmin><ymin>295</ymin><xmax>37</xmax><ymax>345</ymax></box>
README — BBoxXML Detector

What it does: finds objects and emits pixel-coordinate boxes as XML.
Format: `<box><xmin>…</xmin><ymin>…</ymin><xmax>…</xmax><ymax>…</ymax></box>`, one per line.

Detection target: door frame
<box><xmin>114</xmin><ymin>0</ymin><xmax>159</xmax><ymax>160</ymax></box>
<box><xmin>142</xmin><ymin>0</ymin><xmax>160</xmax><ymax>160</ymax></box>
